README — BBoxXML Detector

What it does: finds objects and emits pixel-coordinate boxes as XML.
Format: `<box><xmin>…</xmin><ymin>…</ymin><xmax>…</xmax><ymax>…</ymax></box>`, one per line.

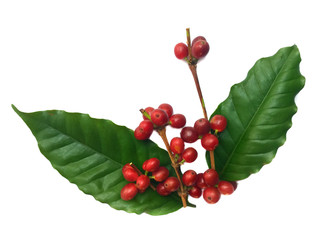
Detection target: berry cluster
<box><xmin>121</xmin><ymin>158</ymin><xmax>180</xmax><ymax>201</ymax></box>
<box><xmin>184</xmin><ymin>168</ymin><xmax>237</xmax><ymax>204</ymax></box>
<box><xmin>174</xmin><ymin>36</ymin><xmax>210</xmax><ymax>61</ymax></box>
<box><xmin>134</xmin><ymin>103</ymin><xmax>186</xmax><ymax>140</ymax></box>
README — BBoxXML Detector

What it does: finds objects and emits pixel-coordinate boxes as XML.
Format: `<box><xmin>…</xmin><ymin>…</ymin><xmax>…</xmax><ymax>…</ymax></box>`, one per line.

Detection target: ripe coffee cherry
<box><xmin>201</xmin><ymin>133</ymin><xmax>219</xmax><ymax>151</ymax></box>
<box><xmin>170</xmin><ymin>137</ymin><xmax>185</xmax><ymax>155</ymax></box>
<box><xmin>143</xmin><ymin>107</ymin><xmax>154</xmax><ymax>120</ymax></box>
<box><xmin>134</xmin><ymin>120</ymin><xmax>154</xmax><ymax>140</ymax></box>
<box><xmin>182</xmin><ymin>147</ymin><xmax>198</xmax><ymax>163</ymax></box>
<box><xmin>230</xmin><ymin>181</ymin><xmax>238</xmax><ymax>191</ymax></box>
<box><xmin>136</xmin><ymin>175</ymin><xmax>150</xmax><ymax>191</ymax></box>
<box><xmin>156</xmin><ymin>182</ymin><xmax>171</xmax><ymax>196</ymax></box>
<box><xmin>169</xmin><ymin>114</ymin><xmax>186</xmax><ymax>128</ymax></box>
<box><xmin>121</xmin><ymin>183</ymin><xmax>138</xmax><ymax>201</ymax></box>
<box><xmin>122</xmin><ymin>164</ymin><xmax>139</xmax><ymax>182</ymax></box>
<box><xmin>180</xmin><ymin>126</ymin><xmax>199</xmax><ymax>143</ymax></box>
<box><xmin>192</xmin><ymin>40</ymin><xmax>210</xmax><ymax>59</ymax></box>
<box><xmin>174</xmin><ymin>42</ymin><xmax>188</xmax><ymax>59</ymax></box>
<box><xmin>192</xmin><ymin>36</ymin><xmax>206</xmax><ymax>46</ymax></box>
<box><xmin>158</xmin><ymin>103</ymin><xmax>173</xmax><ymax>118</ymax></box>
<box><xmin>142</xmin><ymin>158</ymin><xmax>160</xmax><ymax>172</ymax></box>
<box><xmin>164</xmin><ymin>177</ymin><xmax>180</xmax><ymax>192</ymax></box>
<box><xmin>151</xmin><ymin>109</ymin><xmax>169</xmax><ymax>126</ymax></box>
<box><xmin>203</xmin><ymin>169</ymin><xmax>219</xmax><ymax>186</ymax></box>
<box><xmin>188</xmin><ymin>186</ymin><xmax>202</xmax><ymax>198</ymax></box>
<box><xmin>152</xmin><ymin>166</ymin><xmax>170</xmax><ymax>182</ymax></box>
<box><xmin>210</xmin><ymin>115</ymin><xmax>227</xmax><ymax>132</ymax></box>
<box><xmin>203</xmin><ymin>187</ymin><xmax>221</xmax><ymax>204</ymax></box>
<box><xmin>195</xmin><ymin>173</ymin><xmax>208</xmax><ymax>189</ymax></box>
<box><xmin>218</xmin><ymin>181</ymin><xmax>235</xmax><ymax>195</ymax></box>
<box><xmin>182</xmin><ymin>170</ymin><xmax>197</xmax><ymax>186</ymax></box>
<box><xmin>194</xmin><ymin>118</ymin><xmax>211</xmax><ymax>136</ymax></box>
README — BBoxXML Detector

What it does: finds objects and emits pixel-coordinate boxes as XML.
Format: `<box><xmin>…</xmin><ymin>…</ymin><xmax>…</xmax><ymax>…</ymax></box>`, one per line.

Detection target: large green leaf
<box><xmin>13</xmin><ymin>105</ymin><xmax>183</xmax><ymax>215</ymax></box>
<box><xmin>207</xmin><ymin>45</ymin><xmax>305</xmax><ymax>181</ymax></box>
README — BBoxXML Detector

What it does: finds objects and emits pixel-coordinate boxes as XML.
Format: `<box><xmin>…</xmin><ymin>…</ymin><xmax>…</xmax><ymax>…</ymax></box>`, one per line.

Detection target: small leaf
<box><xmin>13</xmin><ymin>105</ymin><xmax>183</xmax><ymax>215</ymax></box>
<box><xmin>207</xmin><ymin>45</ymin><xmax>305</xmax><ymax>181</ymax></box>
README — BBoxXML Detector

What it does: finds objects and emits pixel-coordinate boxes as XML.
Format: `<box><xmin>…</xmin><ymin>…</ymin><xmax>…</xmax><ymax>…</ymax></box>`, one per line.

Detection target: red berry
<box><xmin>134</xmin><ymin>120</ymin><xmax>154</xmax><ymax>140</ymax></box>
<box><xmin>188</xmin><ymin>186</ymin><xmax>202</xmax><ymax>198</ymax></box>
<box><xmin>121</xmin><ymin>183</ymin><xmax>138</xmax><ymax>201</ymax></box>
<box><xmin>143</xmin><ymin>107</ymin><xmax>154</xmax><ymax>120</ymax></box>
<box><xmin>156</xmin><ymin>182</ymin><xmax>171</xmax><ymax>196</ymax></box>
<box><xmin>203</xmin><ymin>187</ymin><xmax>221</xmax><ymax>204</ymax></box>
<box><xmin>169</xmin><ymin>114</ymin><xmax>186</xmax><ymax>128</ymax></box>
<box><xmin>195</xmin><ymin>173</ymin><xmax>208</xmax><ymax>189</ymax></box>
<box><xmin>201</xmin><ymin>133</ymin><xmax>219</xmax><ymax>151</ymax></box>
<box><xmin>136</xmin><ymin>175</ymin><xmax>150</xmax><ymax>191</ymax></box>
<box><xmin>174</xmin><ymin>42</ymin><xmax>188</xmax><ymax>59</ymax></box>
<box><xmin>180</xmin><ymin>126</ymin><xmax>199</xmax><ymax>143</ymax></box>
<box><xmin>218</xmin><ymin>181</ymin><xmax>235</xmax><ymax>195</ymax></box>
<box><xmin>210</xmin><ymin>115</ymin><xmax>227</xmax><ymax>132</ymax></box>
<box><xmin>192</xmin><ymin>40</ymin><xmax>209</xmax><ymax>59</ymax></box>
<box><xmin>194</xmin><ymin>118</ymin><xmax>211</xmax><ymax>136</ymax></box>
<box><xmin>152</xmin><ymin>166</ymin><xmax>170</xmax><ymax>182</ymax></box>
<box><xmin>142</xmin><ymin>158</ymin><xmax>160</xmax><ymax>172</ymax></box>
<box><xmin>170</xmin><ymin>137</ymin><xmax>185</xmax><ymax>155</ymax></box>
<box><xmin>122</xmin><ymin>164</ymin><xmax>139</xmax><ymax>182</ymax></box>
<box><xmin>203</xmin><ymin>169</ymin><xmax>219</xmax><ymax>186</ymax></box>
<box><xmin>151</xmin><ymin>109</ymin><xmax>169</xmax><ymax>126</ymax></box>
<box><xmin>192</xmin><ymin>36</ymin><xmax>206</xmax><ymax>46</ymax></box>
<box><xmin>158</xmin><ymin>103</ymin><xmax>173</xmax><ymax>118</ymax></box>
<box><xmin>182</xmin><ymin>170</ymin><xmax>197</xmax><ymax>186</ymax></box>
<box><xmin>182</xmin><ymin>147</ymin><xmax>198</xmax><ymax>163</ymax></box>
<box><xmin>164</xmin><ymin>177</ymin><xmax>180</xmax><ymax>192</ymax></box>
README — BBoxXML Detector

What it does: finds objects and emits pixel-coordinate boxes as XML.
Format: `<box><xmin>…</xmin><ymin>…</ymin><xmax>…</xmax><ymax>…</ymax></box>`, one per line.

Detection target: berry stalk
<box><xmin>186</xmin><ymin>28</ymin><xmax>215</xmax><ymax>170</ymax></box>
<box><xmin>157</xmin><ymin>128</ymin><xmax>187</xmax><ymax>208</ymax></box>
<box><xmin>130</xmin><ymin>163</ymin><xmax>156</xmax><ymax>190</ymax></box>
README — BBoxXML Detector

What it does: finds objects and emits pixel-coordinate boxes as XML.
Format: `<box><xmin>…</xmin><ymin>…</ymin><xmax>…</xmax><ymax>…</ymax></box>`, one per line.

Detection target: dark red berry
<box><xmin>230</xmin><ymin>181</ymin><xmax>238</xmax><ymax>191</ymax></box>
<box><xmin>169</xmin><ymin>114</ymin><xmax>186</xmax><ymax>128</ymax></box>
<box><xmin>192</xmin><ymin>40</ymin><xmax>209</xmax><ymax>59</ymax></box>
<box><xmin>142</xmin><ymin>158</ymin><xmax>160</xmax><ymax>172</ymax></box>
<box><xmin>210</xmin><ymin>115</ymin><xmax>227</xmax><ymax>132</ymax></box>
<box><xmin>203</xmin><ymin>187</ymin><xmax>221</xmax><ymax>204</ymax></box>
<box><xmin>152</xmin><ymin>166</ymin><xmax>170</xmax><ymax>182</ymax></box>
<box><xmin>203</xmin><ymin>169</ymin><xmax>219</xmax><ymax>187</ymax></box>
<box><xmin>174</xmin><ymin>42</ymin><xmax>188</xmax><ymax>59</ymax></box>
<box><xmin>170</xmin><ymin>137</ymin><xmax>185</xmax><ymax>155</ymax></box>
<box><xmin>158</xmin><ymin>103</ymin><xmax>173</xmax><ymax>118</ymax></box>
<box><xmin>196</xmin><ymin>173</ymin><xmax>208</xmax><ymax>189</ymax></box>
<box><xmin>122</xmin><ymin>164</ymin><xmax>139</xmax><ymax>182</ymax></box>
<box><xmin>164</xmin><ymin>177</ymin><xmax>180</xmax><ymax>192</ymax></box>
<box><xmin>121</xmin><ymin>183</ymin><xmax>138</xmax><ymax>201</ymax></box>
<box><xmin>182</xmin><ymin>147</ymin><xmax>198</xmax><ymax>163</ymax></box>
<box><xmin>143</xmin><ymin>107</ymin><xmax>154</xmax><ymax>120</ymax></box>
<box><xmin>151</xmin><ymin>109</ymin><xmax>169</xmax><ymax>126</ymax></box>
<box><xmin>201</xmin><ymin>133</ymin><xmax>219</xmax><ymax>151</ymax></box>
<box><xmin>188</xmin><ymin>186</ymin><xmax>202</xmax><ymax>198</ymax></box>
<box><xmin>180</xmin><ymin>126</ymin><xmax>199</xmax><ymax>143</ymax></box>
<box><xmin>194</xmin><ymin>118</ymin><xmax>211</xmax><ymax>136</ymax></box>
<box><xmin>192</xmin><ymin>36</ymin><xmax>206</xmax><ymax>46</ymax></box>
<box><xmin>218</xmin><ymin>181</ymin><xmax>235</xmax><ymax>195</ymax></box>
<box><xmin>182</xmin><ymin>170</ymin><xmax>197</xmax><ymax>186</ymax></box>
<box><xmin>136</xmin><ymin>175</ymin><xmax>150</xmax><ymax>191</ymax></box>
<box><xmin>156</xmin><ymin>182</ymin><xmax>171</xmax><ymax>196</ymax></box>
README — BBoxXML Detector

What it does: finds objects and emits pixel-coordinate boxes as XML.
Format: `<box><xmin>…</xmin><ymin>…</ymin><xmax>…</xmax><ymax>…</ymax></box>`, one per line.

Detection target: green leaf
<box><xmin>13</xmin><ymin>105</ymin><xmax>183</xmax><ymax>215</ymax></box>
<box><xmin>207</xmin><ymin>45</ymin><xmax>305</xmax><ymax>181</ymax></box>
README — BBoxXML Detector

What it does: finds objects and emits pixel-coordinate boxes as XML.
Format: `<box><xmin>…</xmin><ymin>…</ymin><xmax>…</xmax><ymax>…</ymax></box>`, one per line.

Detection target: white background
<box><xmin>1</xmin><ymin>0</ymin><xmax>319</xmax><ymax>239</ymax></box>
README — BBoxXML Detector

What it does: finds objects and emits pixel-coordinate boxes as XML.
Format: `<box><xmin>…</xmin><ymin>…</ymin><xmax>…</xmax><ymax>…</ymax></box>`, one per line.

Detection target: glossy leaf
<box><xmin>13</xmin><ymin>105</ymin><xmax>183</xmax><ymax>215</ymax></box>
<box><xmin>207</xmin><ymin>45</ymin><xmax>305</xmax><ymax>181</ymax></box>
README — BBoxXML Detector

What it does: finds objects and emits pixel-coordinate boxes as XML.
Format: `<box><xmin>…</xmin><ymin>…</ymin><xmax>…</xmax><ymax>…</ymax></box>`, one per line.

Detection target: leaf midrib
<box><xmin>219</xmin><ymin>47</ymin><xmax>295</xmax><ymax>177</ymax></box>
